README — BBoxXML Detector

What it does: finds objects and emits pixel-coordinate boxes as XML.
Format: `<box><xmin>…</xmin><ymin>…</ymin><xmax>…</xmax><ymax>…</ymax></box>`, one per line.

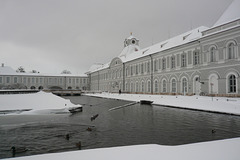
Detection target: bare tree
<box><xmin>16</xmin><ymin>66</ymin><xmax>25</xmax><ymax>73</ymax></box>
<box><xmin>61</xmin><ymin>70</ymin><xmax>71</xmax><ymax>74</ymax></box>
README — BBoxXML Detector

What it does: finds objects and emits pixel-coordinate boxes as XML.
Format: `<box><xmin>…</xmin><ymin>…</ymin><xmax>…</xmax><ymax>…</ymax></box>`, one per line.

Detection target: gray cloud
<box><xmin>0</xmin><ymin>0</ymin><xmax>232</xmax><ymax>74</ymax></box>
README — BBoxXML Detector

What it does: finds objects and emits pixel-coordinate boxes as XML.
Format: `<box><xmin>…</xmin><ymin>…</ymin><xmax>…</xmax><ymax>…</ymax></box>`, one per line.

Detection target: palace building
<box><xmin>86</xmin><ymin>0</ymin><xmax>240</xmax><ymax>97</ymax></box>
<box><xmin>0</xmin><ymin>64</ymin><xmax>88</xmax><ymax>90</ymax></box>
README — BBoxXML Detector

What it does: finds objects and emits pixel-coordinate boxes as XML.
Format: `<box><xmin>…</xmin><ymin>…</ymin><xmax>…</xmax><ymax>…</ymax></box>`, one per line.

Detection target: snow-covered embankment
<box><xmin>8</xmin><ymin>138</ymin><xmax>240</xmax><ymax>160</ymax></box>
<box><xmin>86</xmin><ymin>93</ymin><xmax>240</xmax><ymax>115</ymax></box>
<box><xmin>0</xmin><ymin>91</ymin><xmax>81</xmax><ymax>114</ymax></box>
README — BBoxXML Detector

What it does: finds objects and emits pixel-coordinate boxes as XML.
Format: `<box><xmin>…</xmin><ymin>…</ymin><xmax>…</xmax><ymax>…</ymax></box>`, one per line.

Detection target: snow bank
<box><xmin>86</xmin><ymin>93</ymin><xmax>240</xmax><ymax>115</ymax></box>
<box><xmin>7</xmin><ymin>138</ymin><xmax>240</xmax><ymax>160</ymax></box>
<box><xmin>0</xmin><ymin>91</ymin><xmax>80</xmax><ymax>114</ymax></box>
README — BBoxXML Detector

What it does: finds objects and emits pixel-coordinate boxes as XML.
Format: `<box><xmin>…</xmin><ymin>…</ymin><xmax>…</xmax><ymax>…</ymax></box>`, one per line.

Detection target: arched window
<box><xmin>162</xmin><ymin>80</ymin><xmax>167</xmax><ymax>93</ymax></box>
<box><xmin>182</xmin><ymin>78</ymin><xmax>187</xmax><ymax>94</ymax></box>
<box><xmin>142</xmin><ymin>81</ymin><xmax>144</xmax><ymax>92</ymax></box>
<box><xmin>154</xmin><ymin>80</ymin><xmax>158</xmax><ymax>93</ymax></box>
<box><xmin>228</xmin><ymin>74</ymin><xmax>236</xmax><ymax>93</ymax></box>
<box><xmin>136</xmin><ymin>82</ymin><xmax>139</xmax><ymax>92</ymax></box>
<box><xmin>147</xmin><ymin>81</ymin><xmax>151</xmax><ymax>92</ymax></box>
<box><xmin>131</xmin><ymin>82</ymin><xmax>134</xmax><ymax>92</ymax></box>
<box><xmin>125</xmin><ymin>82</ymin><xmax>128</xmax><ymax>91</ymax></box>
<box><xmin>171</xmin><ymin>79</ymin><xmax>176</xmax><ymax>93</ymax></box>
<box><xmin>228</xmin><ymin>43</ymin><xmax>235</xmax><ymax>59</ymax></box>
<box><xmin>210</xmin><ymin>47</ymin><xmax>215</xmax><ymax>62</ymax></box>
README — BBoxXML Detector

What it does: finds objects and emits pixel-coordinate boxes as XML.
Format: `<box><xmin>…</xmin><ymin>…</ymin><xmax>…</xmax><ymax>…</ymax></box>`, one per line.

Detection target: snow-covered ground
<box><xmin>6</xmin><ymin>138</ymin><xmax>240</xmax><ymax>160</ymax></box>
<box><xmin>86</xmin><ymin>93</ymin><xmax>240</xmax><ymax>115</ymax></box>
<box><xmin>0</xmin><ymin>91</ymin><xmax>81</xmax><ymax>114</ymax></box>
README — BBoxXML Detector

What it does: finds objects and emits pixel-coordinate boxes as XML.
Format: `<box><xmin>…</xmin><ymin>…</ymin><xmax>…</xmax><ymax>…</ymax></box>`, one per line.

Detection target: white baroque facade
<box><xmin>0</xmin><ymin>65</ymin><xmax>88</xmax><ymax>90</ymax></box>
<box><xmin>87</xmin><ymin>1</ymin><xmax>240</xmax><ymax>97</ymax></box>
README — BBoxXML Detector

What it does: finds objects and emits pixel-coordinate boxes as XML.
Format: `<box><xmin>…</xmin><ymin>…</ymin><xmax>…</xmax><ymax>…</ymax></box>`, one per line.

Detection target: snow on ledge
<box><xmin>7</xmin><ymin>138</ymin><xmax>240</xmax><ymax>160</ymax></box>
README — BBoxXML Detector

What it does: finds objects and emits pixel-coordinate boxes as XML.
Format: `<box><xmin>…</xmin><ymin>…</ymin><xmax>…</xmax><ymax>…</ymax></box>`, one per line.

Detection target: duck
<box><xmin>76</xmin><ymin>141</ymin><xmax>82</xmax><ymax>150</ymax></box>
<box><xmin>65</xmin><ymin>134</ymin><xmax>70</xmax><ymax>140</ymax></box>
<box><xmin>91</xmin><ymin>114</ymin><xmax>99</xmax><ymax>121</ymax></box>
<box><xmin>86</xmin><ymin>127</ymin><xmax>92</xmax><ymax>131</ymax></box>
<box><xmin>212</xmin><ymin>129</ymin><xmax>216</xmax><ymax>134</ymax></box>
<box><xmin>11</xmin><ymin>146</ymin><xmax>28</xmax><ymax>155</ymax></box>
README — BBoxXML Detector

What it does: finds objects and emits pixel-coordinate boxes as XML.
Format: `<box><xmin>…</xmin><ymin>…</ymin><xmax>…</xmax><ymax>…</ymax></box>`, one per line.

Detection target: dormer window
<box><xmin>132</xmin><ymin>40</ymin><xmax>135</xmax><ymax>44</ymax></box>
<box><xmin>160</xmin><ymin>42</ymin><xmax>168</xmax><ymax>48</ymax></box>
<box><xmin>183</xmin><ymin>33</ymin><xmax>191</xmax><ymax>40</ymax></box>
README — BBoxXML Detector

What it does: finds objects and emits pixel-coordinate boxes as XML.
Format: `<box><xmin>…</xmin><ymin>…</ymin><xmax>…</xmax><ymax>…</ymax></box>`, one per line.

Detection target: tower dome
<box><xmin>124</xmin><ymin>33</ymin><xmax>139</xmax><ymax>47</ymax></box>
<box><xmin>119</xmin><ymin>33</ymin><xmax>141</xmax><ymax>58</ymax></box>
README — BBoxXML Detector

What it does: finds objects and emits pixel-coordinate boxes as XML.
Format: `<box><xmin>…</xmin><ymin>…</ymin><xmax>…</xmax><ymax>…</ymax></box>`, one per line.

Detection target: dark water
<box><xmin>1</xmin><ymin>95</ymin><xmax>240</xmax><ymax>159</ymax></box>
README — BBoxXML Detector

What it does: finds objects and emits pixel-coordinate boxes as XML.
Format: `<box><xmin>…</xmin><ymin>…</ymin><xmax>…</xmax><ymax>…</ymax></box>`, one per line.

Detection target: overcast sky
<box><xmin>0</xmin><ymin>0</ymin><xmax>232</xmax><ymax>74</ymax></box>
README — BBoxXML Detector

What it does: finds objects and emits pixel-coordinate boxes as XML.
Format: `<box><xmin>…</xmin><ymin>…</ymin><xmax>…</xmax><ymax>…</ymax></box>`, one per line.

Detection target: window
<box><xmin>147</xmin><ymin>81</ymin><xmax>151</xmax><ymax>92</ymax></box>
<box><xmin>193</xmin><ymin>51</ymin><xmax>200</xmax><ymax>65</ymax></box>
<box><xmin>55</xmin><ymin>78</ymin><xmax>57</xmax><ymax>84</ymax></box>
<box><xmin>136</xmin><ymin>65</ymin><xmax>138</xmax><ymax>75</ymax></box>
<box><xmin>210</xmin><ymin>47</ymin><xmax>215</xmax><ymax>62</ymax></box>
<box><xmin>228</xmin><ymin>43</ymin><xmax>235</xmax><ymax>59</ymax></box>
<box><xmin>32</xmin><ymin>78</ymin><xmax>35</xmax><ymax>83</ymax></box>
<box><xmin>158</xmin><ymin>59</ymin><xmax>161</xmax><ymax>70</ymax></box>
<box><xmin>49</xmin><ymin>78</ymin><xmax>52</xmax><ymax>83</ymax></box>
<box><xmin>162</xmin><ymin>58</ymin><xmax>166</xmax><ymax>70</ymax></box>
<box><xmin>228</xmin><ymin>75</ymin><xmax>236</xmax><ymax>93</ymax></box>
<box><xmin>131</xmin><ymin>82</ymin><xmax>134</xmax><ymax>92</ymax></box>
<box><xmin>147</xmin><ymin>61</ymin><xmax>150</xmax><ymax>73</ymax></box>
<box><xmin>162</xmin><ymin>80</ymin><xmax>166</xmax><ymax>92</ymax></box>
<box><xmin>69</xmin><ymin>78</ymin><xmax>71</xmax><ymax>83</ymax></box>
<box><xmin>23</xmin><ymin>77</ymin><xmax>26</xmax><ymax>83</ymax></box>
<box><xmin>83</xmin><ymin>79</ymin><xmax>86</xmax><ymax>83</ymax></box>
<box><xmin>125</xmin><ymin>82</ymin><xmax>128</xmax><ymax>91</ymax></box>
<box><xmin>0</xmin><ymin>77</ymin><xmax>2</xmax><ymax>83</ymax></box>
<box><xmin>154</xmin><ymin>80</ymin><xmax>158</xmax><ymax>93</ymax></box>
<box><xmin>36</xmin><ymin>78</ymin><xmax>38</xmax><ymax>84</ymax></box>
<box><xmin>131</xmin><ymin>66</ymin><xmax>133</xmax><ymax>75</ymax></box>
<box><xmin>171</xmin><ymin>56</ymin><xmax>175</xmax><ymax>68</ymax></box>
<box><xmin>14</xmin><ymin>77</ymin><xmax>18</xmax><ymax>83</ymax></box>
<box><xmin>136</xmin><ymin>82</ymin><xmax>139</xmax><ymax>92</ymax></box>
<box><xmin>6</xmin><ymin>77</ymin><xmax>10</xmax><ymax>83</ymax></box>
<box><xmin>154</xmin><ymin>60</ymin><xmax>157</xmax><ymax>71</ymax></box>
<box><xmin>76</xmin><ymin>79</ymin><xmax>79</xmax><ymax>83</ymax></box>
<box><xmin>171</xmin><ymin>79</ymin><xmax>176</xmax><ymax>93</ymax></box>
<box><xmin>182</xmin><ymin>78</ymin><xmax>187</xmax><ymax>94</ymax></box>
<box><xmin>181</xmin><ymin>53</ymin><xmax>186</xmax><ymax>67</ymax></box>
<box><xmin>142</xmin><ymin>81</ymin><xmax>144</xmax><ymax>92</ymax></box>
<box><xmin>141</xmin><ymin>63</ymin><xmax>144</xmax><ymax>74</ymax></box>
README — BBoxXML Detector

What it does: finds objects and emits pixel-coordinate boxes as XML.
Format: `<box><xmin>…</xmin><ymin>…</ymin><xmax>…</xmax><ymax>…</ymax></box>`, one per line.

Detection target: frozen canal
<box><xmin>1</xmin><ymin>95</ymin><xmax>240</xmax><ymax>159</ymax></box>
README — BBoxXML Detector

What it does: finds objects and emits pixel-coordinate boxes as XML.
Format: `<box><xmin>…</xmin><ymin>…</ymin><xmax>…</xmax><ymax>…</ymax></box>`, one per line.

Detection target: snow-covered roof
<box><xmin>88</xmin><ymin>26</ymin><xmax>208</xmax><ymax>73</ymax></box>
<box><xmin>118</xmin><ymin>44</ymin><xmax>141</xmax><ymax>58</ymax></box>
<box><xmin>213</xmin><ymin>0</ymin><xmax>240</xmax><ymax>27</ymax></box>
<box><xmin>0</xmin><ymin>65</ymin><xmax>16</xmax><ymax>74</ymax></box>
<box><xmin>86</xmin><ymin>63</ymin><xmax>110</xmax><ymax>74</ymax></box>
<box><xmin>119</xmin><ymin>26</ymin><xmax>208</xmax><ymax>63</ymax></box>
<box><xmin>0</xmin><ymin>66</ymin><xmax>87</xmax><ymax>77</ymax></box>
